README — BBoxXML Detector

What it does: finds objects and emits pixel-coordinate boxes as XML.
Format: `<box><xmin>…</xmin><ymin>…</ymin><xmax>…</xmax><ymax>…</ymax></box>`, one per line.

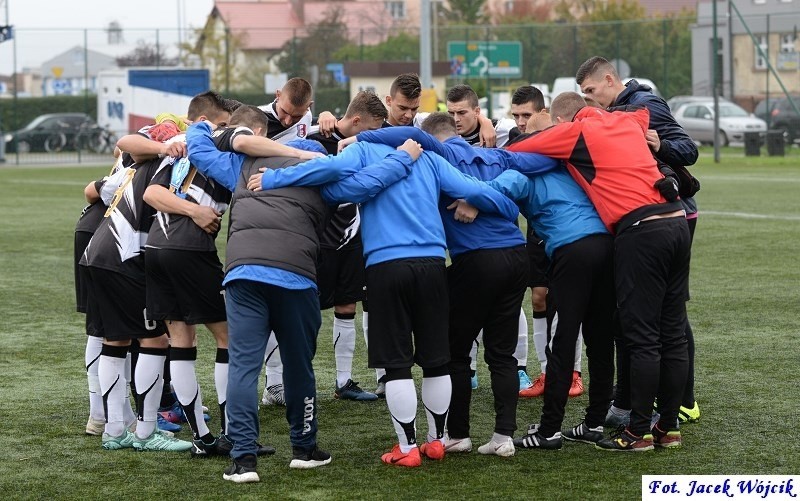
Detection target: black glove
<box><xmin>654</xmin><ymin>165</ymin><xmax>679</xmax><ymax>202</ymax></box>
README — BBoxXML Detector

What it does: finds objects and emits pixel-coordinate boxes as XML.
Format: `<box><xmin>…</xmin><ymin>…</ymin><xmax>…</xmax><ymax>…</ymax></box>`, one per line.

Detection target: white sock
<box><xmin>123</xmin><ymin>352</ymin><xmax>136</xmax><ymax>429</ymax></box>
<box><xmin>171</xmin><ymin>353</ymin><xmax>210</xmax><ymax>440</ymax></box>
<box><xmin>134</xmin><ymin>351</ymin><xmax>166</xmax><ymax>439</ymax></box>
<box><xmin>574</xmin><ymin>327</ymin><xmax>583</xmax><ymax>373</ymax></box>
<box><xmin>513</xmin><ymin>309</ymin><xmax>529</xmax><ymax>367</ymax></box>
<box><xmin>98</xmin><ymin>347</ymin><xmax>127</xmax><ymax>437</ymax></box>
<box><xmin>85</xmin><ymin>336</ymin><xmax>104</xmax><ymax>421</ymax></box>
<box><xmin>422</xmin><ymin>375</ymin><xmax>451</xmax><ymax>443</ymax></box>
<box><xmin>533</xmin><ymin>312</ymin><xmax>548</xmax><ymax>374</ymax></box>
<box><xmin>265</xmin><ymin>332</ymin><xmax>284</xmax><ymax>387</ymax></box>
<box><xmin>385</xmin><ymin>378</ymin><xmax>418</xmax><ymax>452</ymax></box>
<box><xmin>215</xmin><ymin>348</ymin><xmax>229</xmax><ymax>434</ymax></box>
<box><xmin>470</xmin><ymin>331</ymin><xmax>482</xmax><ymax>373</ymax></box>
<box><xmin>363</xmin><ymin>311</ymin><xmax>386</xmax><ymax>385</ymax></box>
<box><xmin>333</xmin><ymin>315</ymin><xmax>356</xmax><ymax>387</ymax></box>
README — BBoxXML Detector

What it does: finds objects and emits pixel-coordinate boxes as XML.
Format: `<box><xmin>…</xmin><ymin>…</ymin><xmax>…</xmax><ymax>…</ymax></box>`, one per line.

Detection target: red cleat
<box><xmin>568</xmin><ymin>371</ymin><xmax>584</xmax><ymax>398</ymax></box>
<box><xmin>419</xmin><ymin>440</ymin><xmax>445</xmax><ymax>460</ymax></box>
<box><xmin>519</xmin><ymin>373</ymin><xmax>545</xmax><ymax>398</ymax></box>
<box><xmin>381</xmin><ymin>444</ymin><xmax>421</xmax><ymax>467</ymax></box>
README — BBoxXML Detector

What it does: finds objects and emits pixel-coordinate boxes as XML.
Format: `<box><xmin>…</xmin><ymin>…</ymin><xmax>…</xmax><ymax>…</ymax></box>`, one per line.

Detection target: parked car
<box><xmin>673</xmin><ymin>101</ymin><xmax>767</xmax><ymax>146</ymax></box>
<box><xmin>667</xmin><ymin>95</ymin><xmax>730</xmax><ymax>112</ymax></box>
<box><xmin>4</xmin><ymin>113</ymin><xmax>97</xmax><ymax>153</ymax></box>
<box><xmin>754</xmin><ymin>96</ymin><xmax>800</xmax><ymax>145</ymax></box>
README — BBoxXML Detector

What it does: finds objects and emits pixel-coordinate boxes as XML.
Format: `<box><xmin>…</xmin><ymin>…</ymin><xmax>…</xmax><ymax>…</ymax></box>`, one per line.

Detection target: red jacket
<box><xmin>507</xmin><ymin>107</ymin><xmax>675</xmax><ymax>234</ymax></box>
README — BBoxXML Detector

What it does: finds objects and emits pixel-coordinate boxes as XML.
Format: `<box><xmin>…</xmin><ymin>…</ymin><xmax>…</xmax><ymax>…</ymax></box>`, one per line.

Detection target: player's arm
<box><xmin>186</xmin><ymin>122</ymin><xmax>240</xmax><ymax>191</ymax></box>
<box><xmin>436</xmin><ymin>158</ymin><xmax>519</xmax><ymax>222</ymax></box>
<box><xmin>645</xmin><ymin>98</ymin><xmax>699</xmax><ymax>167</ymax></box>
<box><xmin>252</xmin><ymin>143</ymin><xmax>366</xmax><ymax>191</ymax></box>
<box><xmin>116</xmin><ymin>133</ymin><xmax>185</xmax><ymax>163</ymax></box>
<box><xmin>505</xmin><ymin>121</ymin><xmax>581</xmax><ymax>160</ymax></box>
<box><xmin>321</xmin><ymin>140</ymin><xmax>421</xmax><ymax>204</ymax></box>
<box><xmin>231</xmin><ymin>134</ymin><xmax>324</xmax><ymax>160</ymax></box>
<box><xmin>84</xmin><ymin>179</ymin><xmax>103</xmax><ymax>204</ymax></box>
<box><xmin>496</xmin><ymin>150</ymin><xmax>559</xmax><ymax>176</ymax></box>
<box><xmin>357</xmin><ymin>127</ymin><xmax>447</xmax><ymax>158</ymax></box>
<box><xmin>143</xmin><ymin>184</ymin><xmax>221</xmax><ymax>234</ymax></box>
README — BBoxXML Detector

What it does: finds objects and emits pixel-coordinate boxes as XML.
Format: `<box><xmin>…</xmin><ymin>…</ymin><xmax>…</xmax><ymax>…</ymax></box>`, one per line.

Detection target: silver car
<box><xmin>673</xmin><ymin>101</ymin><xmax>766</xmax><ymax>146</ymax></box>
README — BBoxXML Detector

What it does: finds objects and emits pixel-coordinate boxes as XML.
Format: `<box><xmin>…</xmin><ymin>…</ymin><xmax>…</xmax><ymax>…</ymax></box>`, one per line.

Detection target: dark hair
<box><xmin>550</xmin><ymin>92</ymin><xmax>586</xmax><ymax>122</ymax></box>
<box><xmin>187</xmin><ymin>91</ymin><xmax>228</xmax><ymax>122</ymax></box>
<box><xmin>345</xmin><ymin>90</ymin><xmax>388</xmax><ymax>120</ymax></box>
<box><xmin>283</xmin><ymin>77</ymin><xmax>313</xmax><ymax>107</ymax></box>
<box><xmin>446</xmin><ymin>84</ymin><xmax>479</xmax><ymax>109</ymax></box>
<box><xmin>511</xmin><ymin>85</ymin><xmax>545</xmax><ymax>112</ymax></box>
<box><xmin>229</xmin><ymin>105</ymin><xmax>268</xmax><ymax>133</ymax></box>
<box><xmin>223</xmin><ymin>99</ymin><xmax>243</xmax><ymax>114</ymax></box>
<box><xmin>420</xmin><ymin>112</ymin><xmax>457</xmax><ymax>138</ymax></box>
<box><xmin>390</xmin><ymin>73</ymin><xmax>422</xmax><ymax>100</ymax></box>
<box><xmin>575</xmin><ymin>56</ymin><xmax>618</xmax><ymax>85</ymax></box>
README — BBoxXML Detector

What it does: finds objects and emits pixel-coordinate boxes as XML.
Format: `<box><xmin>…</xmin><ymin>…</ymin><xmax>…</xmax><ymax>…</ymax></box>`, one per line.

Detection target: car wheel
<box><xmin>718</xmin><ymin>130</ymin><xmax>729</xmax><ymax>147</ymax></box>
<box><xmin>45</xmin><ymin>133</ymin><xmax>67</xmax><ymax>153</ymax></box>
<box><xmin>17</xmin><ymin>140</ymin><xmax>31</xmax><ymax>154</ymax></box>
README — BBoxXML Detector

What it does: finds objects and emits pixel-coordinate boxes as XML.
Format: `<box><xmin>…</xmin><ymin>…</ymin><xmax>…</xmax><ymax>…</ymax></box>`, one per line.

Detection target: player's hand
<box><xmin>191</xmin><ymin>205</ymin><xmax>222</xmax><ymax>234</ymax></box>
<box><xmin>654</xmin><ymin>165</ymin><xmax>679</xmax><ymax>202</ymax></box>
<box><xmin>529</xmin><ymin>110</ymin><xmax>552</xmax><ymax>132</ymax></box>
<box><xmin>447</xmin><ymin>199</ymin><xmax>478</xmax><ymax>223</ymax></box>
<box><xmin>646</xmin><ymin>129</ymin><xmax>661</xmax><ymax>152</ymax></box>
<box><xmin>397</xmin><ymin>139</ymin><xmax>423</xmax><ymax>161</ymax></box>
<box><xmin>338</xmin><ymin>136</ymin><xmax>358</xmax><ymax>153</ymax></box>
<box><xmin>247</xmin><ymin>167</ymin><xmax>267</xmax><ymax>191</ymax></box>
<box><xmin>163</xmin><ymin>141</ymin><xmax>187</xmax><ymax>158</ymax></box>
<box><xmin>317</xmin><ymin>111</ymin><xmax>336</xmax><ymax>137</ymax></box>
<box><xmin>478</xmin><ymin>115</ymin><xmax>497</xmax><ymax>148</ymax></box>
<box><xmin>298</xmin><ymin>150</ymin><xmax>324</xmax><ymax>160</ymax></box>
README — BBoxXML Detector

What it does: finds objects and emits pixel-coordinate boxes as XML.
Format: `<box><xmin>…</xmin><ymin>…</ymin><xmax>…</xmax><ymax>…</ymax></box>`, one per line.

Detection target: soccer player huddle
<box><xmin>74</xmin><ymin>56</ymin><xmax>702</xmax><ymax>484</ymax></box>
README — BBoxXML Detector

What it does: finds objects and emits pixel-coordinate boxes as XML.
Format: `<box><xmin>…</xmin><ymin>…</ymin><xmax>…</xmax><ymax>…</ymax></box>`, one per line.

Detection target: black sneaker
<box><xmin>216</xmin><ymin>434</ymin><xmax>276</xmax><ymax>457</ymax></box>
<box><xmin>562</xmin><ymin>421</ymin><xmax>604</xmax><ymax>444</ymax></box>
<box><xmin>595</xmin><ymin>426</ymin><xmax>654</xmax><ymax>452</ymax></box>
<box><xmin>512</xmin><ymin>423</ymin><xmax>563</xmax><ymax>450</ymax></box>
<box><xmin>334</xmin><ymin>379</ymin><xmax>379</xmax><ymax>401</ymax></box>
<box><xmin>222</xmin><ymin>454</ymin><xmax>259</xmax><ymax>483</ymax></box>
<box><xmin>191</xmin><ymin>437</ymin><xmax>226</xmax><ymax>457</ymax></box>
<box><xmin>289</xmin><ymin>446</ymin><xmax>332</xmax><ymax>469</ymax></box>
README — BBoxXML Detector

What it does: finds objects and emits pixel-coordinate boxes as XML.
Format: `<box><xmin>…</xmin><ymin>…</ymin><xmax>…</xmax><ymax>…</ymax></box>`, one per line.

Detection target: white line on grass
<box><xmin>699</xmin><ymin>176</ymin><xmax>800</xmax><ymax>183</ymax></box>
<box><xmin>702</xmin><ymin>210</ymin><xmax>800</xmax><ymax>221</ymax></box>
<box><xmin>6</xmin><ymin>179</ymin><xmax>88</xmax><ymax>186</ymax></box>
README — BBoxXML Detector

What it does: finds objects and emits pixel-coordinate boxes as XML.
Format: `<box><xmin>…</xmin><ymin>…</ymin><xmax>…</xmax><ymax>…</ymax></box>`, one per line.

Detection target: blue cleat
<box><xmin>334</xmin><ymin>379</ymin><xmax>379</xmax><ymax>401</ymax></box>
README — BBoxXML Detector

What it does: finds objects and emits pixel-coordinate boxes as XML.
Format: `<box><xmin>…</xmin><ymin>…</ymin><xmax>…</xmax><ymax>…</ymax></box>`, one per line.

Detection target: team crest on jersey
<box><xmin>297</xmin><ymin>124</ymin><xmax>307</xmax><ymax>138</ymax></box>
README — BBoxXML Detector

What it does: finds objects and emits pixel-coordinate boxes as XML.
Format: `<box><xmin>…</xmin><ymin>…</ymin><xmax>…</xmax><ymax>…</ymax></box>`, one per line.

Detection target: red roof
<box><xmin>638</xmin><ymin>0</ymin><xmax>697</xmax><ymax>16</ymax></box>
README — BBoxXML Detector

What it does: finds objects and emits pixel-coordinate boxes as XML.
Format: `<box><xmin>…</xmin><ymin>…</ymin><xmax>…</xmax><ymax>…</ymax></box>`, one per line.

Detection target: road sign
<box><xmin>447</xmin><ymin>41</ymin><xmax>522</xmax><ymax>78</ymax></box>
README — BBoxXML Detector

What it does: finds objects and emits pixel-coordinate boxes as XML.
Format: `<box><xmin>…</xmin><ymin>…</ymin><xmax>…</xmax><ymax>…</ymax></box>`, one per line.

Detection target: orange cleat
<box><xmin>381</xmin><ymin>444</ymin><xmax>422</xmax><ymax>467</ymax></box>
<box><xmin>419</xmin><ymin>440</ymin><xmax>445</xmax><ymax>460</ymax></box>
<box><xmin>519</xmin><ymin>373</ymin><xmax>545</xmax><ymax>398</ymax></box>
<box><xmin>568</xmin><ymin>371</ymin><xmax>584</xmax><ymax>398</ymax></box>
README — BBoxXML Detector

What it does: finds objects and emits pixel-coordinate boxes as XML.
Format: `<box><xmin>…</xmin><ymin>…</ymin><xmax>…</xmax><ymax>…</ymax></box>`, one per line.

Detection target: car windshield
<box><xmin>718</xmin><ymin>104</ymin><xmax>749</xmax><ymax>118</ymax></box>
<box><xmin>24</xmin><ymin>115</ymin><xmax>53</xmax><ymax>129</ymax></box>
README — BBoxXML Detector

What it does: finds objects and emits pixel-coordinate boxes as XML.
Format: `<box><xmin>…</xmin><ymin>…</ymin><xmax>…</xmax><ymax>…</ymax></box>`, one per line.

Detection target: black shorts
<box><xmin>84</xmin><ymin>267</ymin><xmax>166</xmax><ymax>341</ymax></box>
<box><xmin>365</xmin><ymin>257</ymin><xmax>450</xmax><ymax>370</ymax></box>
<box><xmin>317</xmin><ymin>246</ymin><xmax>366</xmax><ymax>310</ymax></box>
<box><xmin>145</xmin><ymin>248</ymin><xmax>226</xmax><ymax>325</ymax></box>
<box><xmin>74</xmin><ymin>231</ymin><xmax>93</xmax><ymax>313</ymax></box>
<box><xmin>527</xmin><ymin>228</ymin><xmax>550</xmax><ymax>288</ymax></box>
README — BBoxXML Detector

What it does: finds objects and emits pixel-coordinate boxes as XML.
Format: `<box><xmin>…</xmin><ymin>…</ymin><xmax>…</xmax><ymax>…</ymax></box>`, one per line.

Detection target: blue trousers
<box><xmin>225</xmin><ymin>279</ymin><xmax>321</xmax><ymax>458</ymax></box>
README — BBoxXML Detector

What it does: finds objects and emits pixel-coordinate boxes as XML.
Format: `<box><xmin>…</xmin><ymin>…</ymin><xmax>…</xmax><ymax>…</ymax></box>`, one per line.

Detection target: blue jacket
<box><xmin>487</xmin><ymin>168</ymin><xmax>608</xmax><ymax>259</ymax></box>
<box><xmin>259</xmin><ymin>142</ymin><xmax>520</xmax><ymax>266</ymax></box>
<box><xmin>356</xmin><ymin>127</ymin><xmax>559</xmax><ymax>256</ymax></box>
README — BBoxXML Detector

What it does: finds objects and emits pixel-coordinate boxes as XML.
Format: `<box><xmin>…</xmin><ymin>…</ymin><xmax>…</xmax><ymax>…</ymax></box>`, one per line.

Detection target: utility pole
<box><xmin>712</xmin><ymin>0</ymin><xmax>720</xmax><ymax>163</ymax></box>
<box><xmin>420</xmin><ymin>0</ymin><xmax>432</xmax><ymax>89</ymax></box>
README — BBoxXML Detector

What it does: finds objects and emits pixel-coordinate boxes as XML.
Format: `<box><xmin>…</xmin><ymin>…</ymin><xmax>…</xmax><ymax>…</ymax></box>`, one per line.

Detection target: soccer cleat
<box><xmin>374</xmin><ymin>382</ymin><xmax>386</xmax><ymax>399</ymax></box>
<box><xmin>519</xmin><ymin>373</ymin><xmax>545</xmax><ymax>398</ymax></box>
<box><xmin>595</xmin><ymin>427</ymin><xmax>654</xmax><ymax>452</ymax></box>
<box><xmin>604</xmin><ymin>406</ymin><xmax>631</xmax><ymax>428</ymax></box>
<box><xmin>215</xmin><ymin>434</ymin><xmax>277</xmax><ymax>457</ymax></box>
<box><xmin>518</xmin><ymin>370</ymin><xmax>533</xmax><ymax>391</ymax></box>
<box><xmin>157</xmin><ymin>413</ymin><xmax>182</xmax><ymax>433</ymax></box>
<box><xmin>160</xmin><ymin>402</ymin><xmax>211</xmax><ymax>424</ymax></box>
<box><xmin>679</xmin><ymin>402</ymin><xmax>701</xmax><ymax>423</ymax></box>
<box><xmin>262</xmin><ymin>384</ymin><xmax>286</xmax><ymax>406</ymax></box>
<box><xmin>133</xmin><ymin>431</ymin><xmax>193</xmax><ymax>452</ymax></box>
<box><xmin>334</xmin><ymin>379</ymin><xmax>379</xmax><ymax>401</ymax></box>
<box><xmin>513</xmin><ymin>424</ymin><xmax>562</xmax><ymax>451</ymax></box>
<box><xmin>289</xmin><ymin>446</ymin><xmax>332</xmax><ymax>469</ymax></box>
<box><xmin>86</xmin><ymin>417</ymin><xmax>105</xmax><ymax>436</ymax></box>
<box><xmin>101</xmin><ymin>430</ymin><xmax>136</xmax><ymax>450</ymax></box>
<box><xmin>419</xmin><ymin>440</ymin><xmax>446</xmax><ymax>460</ymax></box>
<box><xmin>568</xmin><ymin>371</ymin><xmax>584</xmax><ymax>397</ymax></box>
<box><xmin>444</xmin><ymin>436</ymin><xmax>473</xmax><ymax>453</ymax></box>
<box><xmin>381</xmin><ymin>444</ymin><xmax>421</xmax><ymax>467</ymax></box>
<box><xmin>652</xmin><ymin>424</ymin><xmax>682</xmax><ymax>448</ymax></box>
<box><xmin>191</xmin><ymin>437</ymin><xmax>228</xmax><ymax>458</ymax></box>
<box><xmin>223</xmin><ymin>455</ymin><xmax>259</xmax><ymax>483</ymax></box>
<box><xmin>562</xmin><ymin>421</ymin><xmax>604</xmax><ymax>444</ymax></box>
<box><xmin>478</xmin><ymin>437</ymin><xmax>516</xmax><ymax>456</ymax></box>
<box><xmin>470</xmin><ymin>373</ymin><xmax>478</xmax><ymax>390</ymax></box>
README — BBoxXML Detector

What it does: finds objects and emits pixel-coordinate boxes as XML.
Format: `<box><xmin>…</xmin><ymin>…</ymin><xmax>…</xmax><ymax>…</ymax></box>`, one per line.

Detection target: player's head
<box><xmin>275</xmin><ymin>77</ymin><xmax>313</xmax><ymax>127</ymax></box>
<box><xmin>229</xmin><ymin>105</ymin><xmax>269</xmax><ymax>136</ymax></box>
<box><xmin>187</xmin><ymin>91</ymin><xmax>231</xmax><ymax>126</ymax></box>
<box><xmin>420</xmin><ymin>112</ymin><xmax>457</xmax><ymax>141</ymax></box>
<box><xmin>341</xmin><ymin>90</ymin><xmax>388</xmax><ymax>135</ymax></box>
<box><xmin>510</xmin><ymin>85</ymin><xmax>546</xmax><ymax>134</ymax></box>
<box><xmin>446</xmin><ymin>84</ymin><xmax>481</xmax><ymax>135</ymax></box>
<box><xmin>575</xmin><ymin>56</ymin><xmax>624</xmax><ymax>109</ymax></box>
<box><xmin>550</xmin><ymin>92</ymin><xmax>586</xmax><ymax>124</ymax></box>
<box><xmin>386</xmin><ymin>73</ymin><xmax>421</xmax><ymax>126</ymax></box>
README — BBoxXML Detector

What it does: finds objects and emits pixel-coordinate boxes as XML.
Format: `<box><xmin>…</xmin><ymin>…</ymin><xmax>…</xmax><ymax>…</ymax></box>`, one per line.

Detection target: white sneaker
<box><xmin>374</xmin><ymin>382</ymin><xmax>386</xmax><ymax>398</ymax></box>
<box><xmin>444</xmin><ymin>436</ymin><xmax>472</xmax><ymax>453</ymax></box>
<box><xmin>477</xmin><ymin>437</ymin><xmax>515</xmax><ymax>457</ymax></box>
<box><xmin>261</xmin><ymin>384</ymin><xmax>286</xmax><ymax>406</ymax></box>
<box><xmin>85</xmin><ymin>417</ymin><xmax>105</xmax><ymax>436</ymax></box>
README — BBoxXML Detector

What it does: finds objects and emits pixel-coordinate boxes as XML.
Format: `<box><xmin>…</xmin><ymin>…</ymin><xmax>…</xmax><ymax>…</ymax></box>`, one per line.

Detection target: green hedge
<box><xmin>0</xmin><ymin>96</ymin><xmax>97</xmax><ymax>132</ymax></box>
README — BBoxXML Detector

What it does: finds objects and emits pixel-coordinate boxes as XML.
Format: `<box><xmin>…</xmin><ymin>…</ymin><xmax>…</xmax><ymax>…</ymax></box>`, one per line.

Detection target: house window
<box><xmin>780</xmin><ymin>33</ymin><xmax>797</xmax><ymax>53</ymax></box>
<box><xmin>505</xmin><ymin>0</ymin><xmax>514</xmax><ymax>12</ymax></box>
<box><xmin>754</xmin><ymin>34</ymin><xmax>768</xmax><ymax>70</ymax></box>
<box><xmin>752</xmin><ymin>0</ymin><xmax>766</xmax><ymax>5</ymax></box>
<box><xmin>385</xmin><ymin>1</ymin><xmax>406</xmax><ymax>20</ymax></box>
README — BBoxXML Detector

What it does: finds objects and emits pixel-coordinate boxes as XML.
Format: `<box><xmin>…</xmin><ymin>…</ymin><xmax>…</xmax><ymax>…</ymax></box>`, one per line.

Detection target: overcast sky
<box><xmin>1</xmin><ymin>0</ymin><xmax>215</xmax><ymax>74</ymax></box>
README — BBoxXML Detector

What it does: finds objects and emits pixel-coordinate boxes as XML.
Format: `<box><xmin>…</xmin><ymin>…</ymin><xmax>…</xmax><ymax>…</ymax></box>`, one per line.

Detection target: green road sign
<box><xmin>447</xmin><ymin>41</ymin><xmax>522</xmax><ymax>78</ymax></box>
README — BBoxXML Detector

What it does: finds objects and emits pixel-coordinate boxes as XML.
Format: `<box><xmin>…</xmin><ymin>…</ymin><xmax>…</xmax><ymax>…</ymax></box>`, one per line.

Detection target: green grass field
<box><xmin>1</xmin><ymin>148</ymin><xmax>799</xmax><ymax>500</ymax></box>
